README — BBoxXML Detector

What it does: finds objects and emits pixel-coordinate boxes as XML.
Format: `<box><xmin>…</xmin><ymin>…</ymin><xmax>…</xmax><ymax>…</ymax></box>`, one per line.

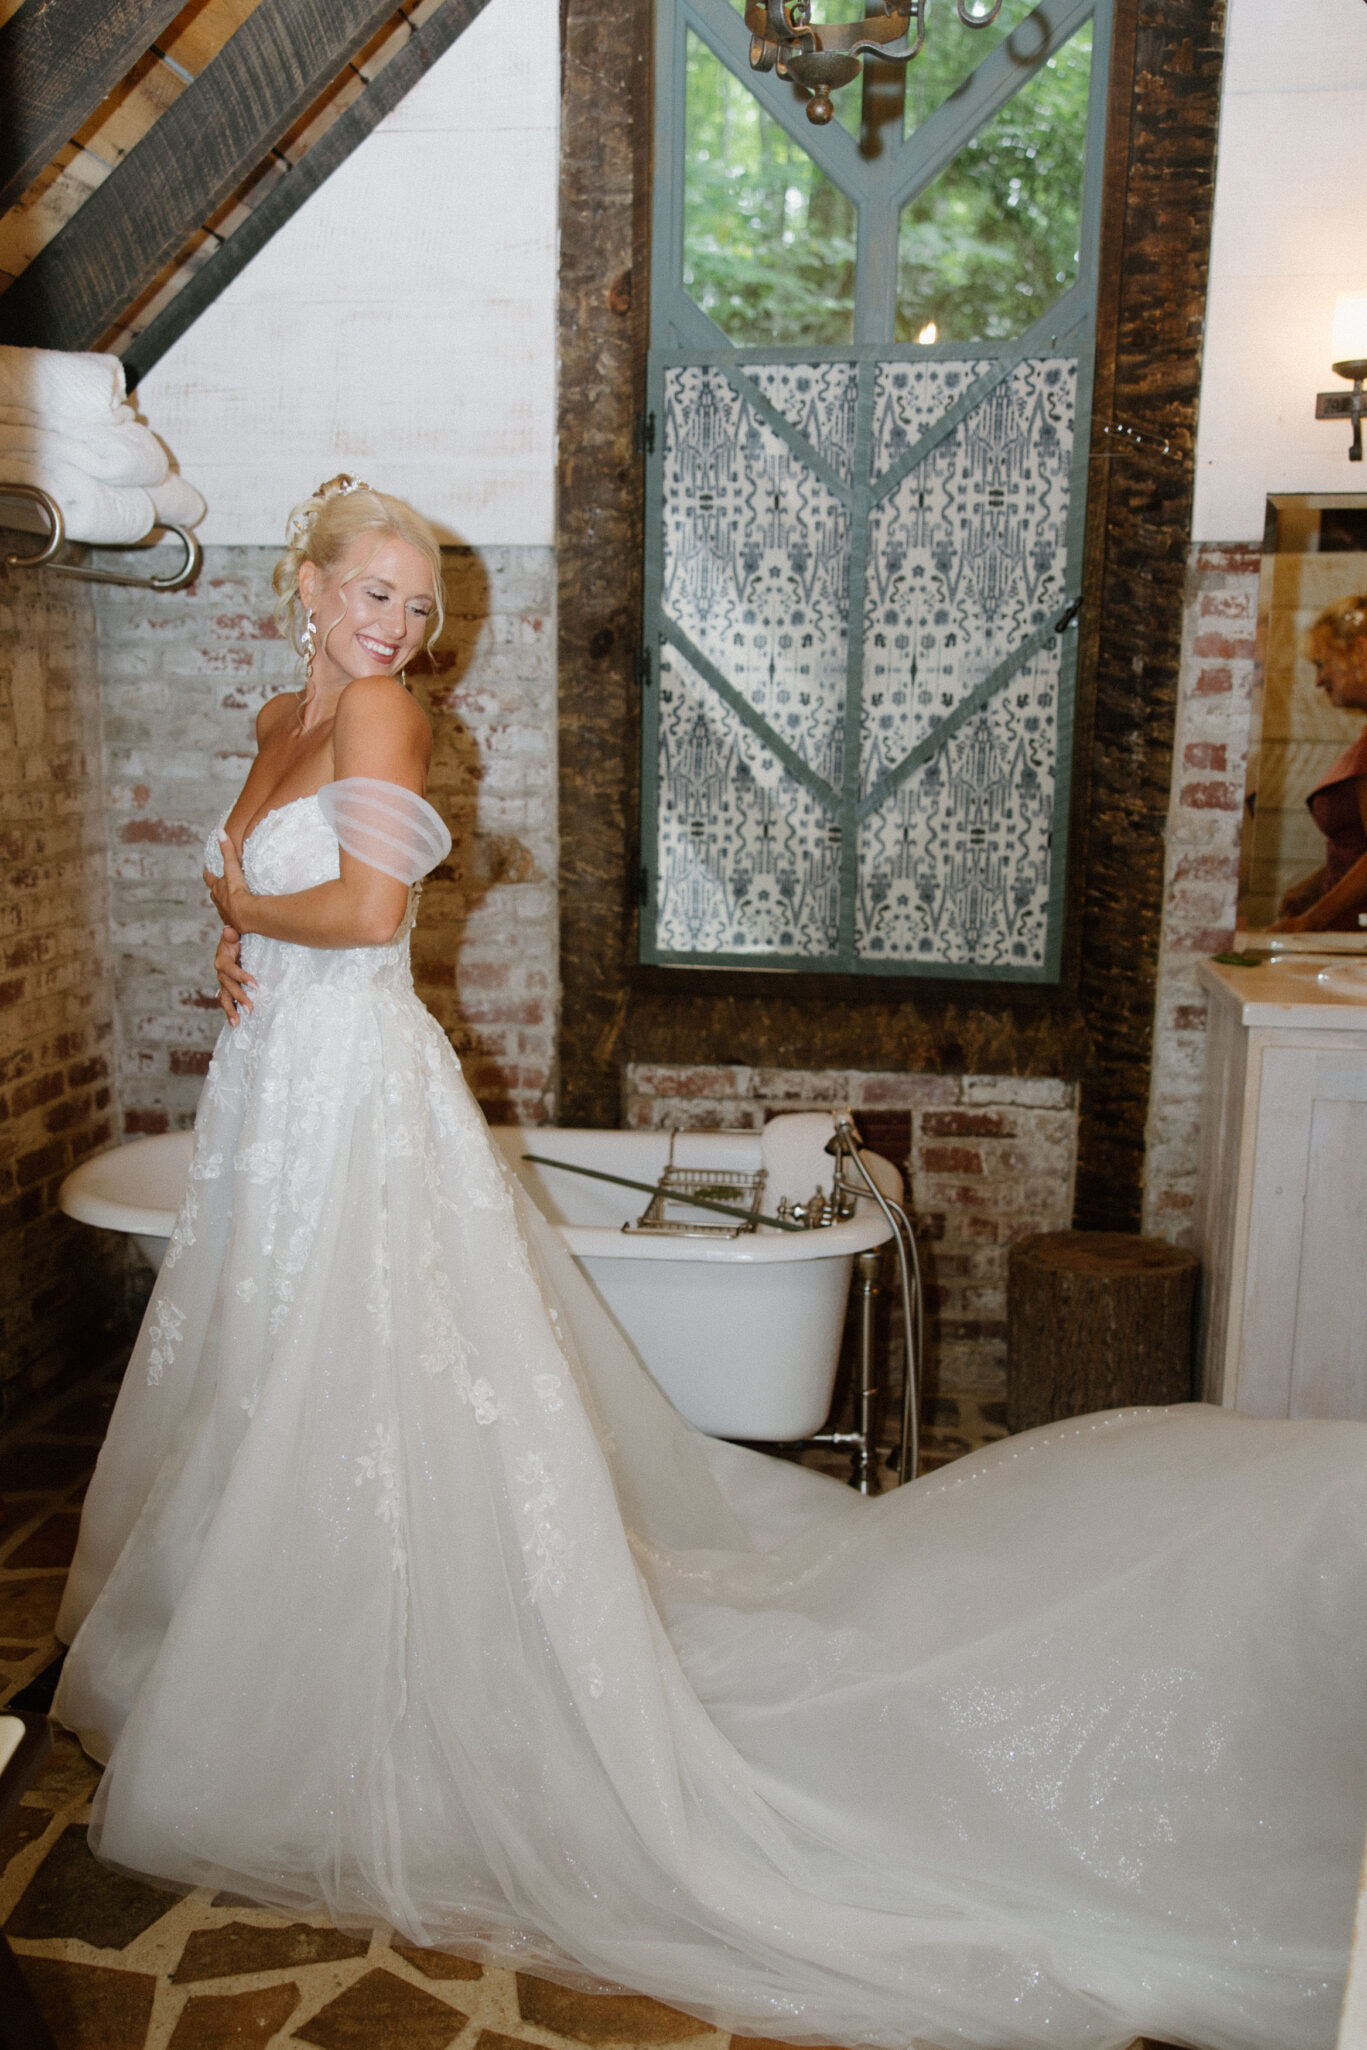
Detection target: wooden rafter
<box><xmin>0</xmin><ymin>0</ymin><xmax>189</xmax><ymax>217</ymax></box>
<box><xmin>122</xmin><ymin>0</ymin><xmax>496</xmax><ymax>388</ymax></box>
<box><xmin>0</xmin><ymin>0</ymin><xmax>414</xmax><ymax>352</ymax></box>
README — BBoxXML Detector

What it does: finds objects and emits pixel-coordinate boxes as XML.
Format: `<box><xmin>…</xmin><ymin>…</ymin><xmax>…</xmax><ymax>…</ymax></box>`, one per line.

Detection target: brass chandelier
<box><xmin>746</xmin><ymin>0</ymin><xmax>1004</xmax><ymax>124</ymax></box>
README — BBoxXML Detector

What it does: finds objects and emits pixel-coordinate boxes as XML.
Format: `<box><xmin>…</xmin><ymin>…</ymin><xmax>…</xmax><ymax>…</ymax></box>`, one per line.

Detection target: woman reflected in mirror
<box><xmin>1270</xmin><ymin>593</ymin><xmax>1367</xmax><ymax>933</ymax></box>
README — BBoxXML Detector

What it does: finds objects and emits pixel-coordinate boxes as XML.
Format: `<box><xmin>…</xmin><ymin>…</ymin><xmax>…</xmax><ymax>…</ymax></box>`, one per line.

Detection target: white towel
<box><xmin>0</xmin><ymin>345</ymin><xmax>126</xmax><ymax>425</ymax></box>
<box><xmin>0</xmin><ymin>400</ymin><xmax>136</xmax><ymax>431</ymax></box>
<box><xmin>0</xmin><ymin>347</ymin><xmax>206</xmax><ymax>540</ymax></box>
<box><xmin>0</xmin><ymin>457</ymin><xmax>158</xmax><ymax>542</ymax></box>
<box><xmin>148</xmin><ymin>472</ymin><xmax>205</xmax><ymax>530</ymax></box>
<box><xmin>0</xmin><ymin>421</ymin><xmax>169</xmax><ymax>487</ymax></box>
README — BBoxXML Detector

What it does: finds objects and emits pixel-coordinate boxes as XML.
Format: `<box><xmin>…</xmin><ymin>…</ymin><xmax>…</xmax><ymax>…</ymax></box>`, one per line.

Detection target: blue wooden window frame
<box><xmin>640</xmin><ymin>0</ymin><xmax>1113</xmax><ymax>981</ymax></box>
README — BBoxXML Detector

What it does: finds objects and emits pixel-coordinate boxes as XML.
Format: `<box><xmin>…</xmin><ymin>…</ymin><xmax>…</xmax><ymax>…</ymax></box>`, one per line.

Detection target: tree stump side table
<box><xmin>1007</xmin><ymin>1232</ymin><xmax>1200</xmax><ymax>1435</ymax></box>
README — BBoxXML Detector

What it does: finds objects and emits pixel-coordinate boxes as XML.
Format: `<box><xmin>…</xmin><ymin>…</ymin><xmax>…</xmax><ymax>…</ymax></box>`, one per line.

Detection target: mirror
<box><xmin>1238</xmin><ymin>493</ymin><xmax>1367</xmax><ymax>937</ymax></box>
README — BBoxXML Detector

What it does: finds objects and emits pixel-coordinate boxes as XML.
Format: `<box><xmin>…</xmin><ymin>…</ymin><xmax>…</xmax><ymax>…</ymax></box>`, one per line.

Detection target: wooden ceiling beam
<box><xmin>0</xmin><ymin>0</ymin><xmax>189</xmax><ymax>216</ymax></box>
<box><xmin>0</xmin><ymin>0</ymin><xmax>404</xmax><ymax>351</ymax></box>
<box><xmin>122</xmin><ymin>0</ymin><xmax>496</xmax><ymax>389</ymax></box>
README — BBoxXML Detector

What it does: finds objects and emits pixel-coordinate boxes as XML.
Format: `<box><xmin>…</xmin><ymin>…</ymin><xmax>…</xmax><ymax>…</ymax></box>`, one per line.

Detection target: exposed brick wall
<box><xmin>1142</xmin><ymin>543</ymin><xmax>1260</xmax><ymax>1244</ymax></box>
<box><xmin>94</xmin><ymin>544</ymin><xmax>558</xmax><ymax>1134</ymax></box>
<box><xmin>418</xmin><ymin>550</ymin><xmax>558</xmax><ymax>1124</ymax></box>
<box><xmin>0</xmin><ymin>556</ymin><xmax>128</xmax><ymax>1418</ymax></box>
<box><xmin>624</xmin><ymin>1063</ymin><xmax>1078</xmax><ymax>1404</ymax></box>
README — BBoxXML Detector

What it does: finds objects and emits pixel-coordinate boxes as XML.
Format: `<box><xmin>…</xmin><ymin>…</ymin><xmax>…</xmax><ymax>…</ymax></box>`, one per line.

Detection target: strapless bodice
<box><xmin>204</xmin><ymin>795</ymin><xmax>418</xmax><ymax>1002</ymax></box>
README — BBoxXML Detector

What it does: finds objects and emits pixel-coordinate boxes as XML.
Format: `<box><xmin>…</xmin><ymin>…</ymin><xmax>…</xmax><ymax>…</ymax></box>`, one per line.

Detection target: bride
<box><xmin>52</xmin><ymin>478</ymin><xmax>1367</xmax><ymax>2050</ymax></box>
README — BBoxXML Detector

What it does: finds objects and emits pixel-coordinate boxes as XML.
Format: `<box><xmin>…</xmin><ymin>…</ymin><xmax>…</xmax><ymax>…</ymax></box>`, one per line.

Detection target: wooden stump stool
<box><xmin>1007</xmin><ymin>1232</ymin><xmax>1200</xmax><ymax>1434</ymax></box>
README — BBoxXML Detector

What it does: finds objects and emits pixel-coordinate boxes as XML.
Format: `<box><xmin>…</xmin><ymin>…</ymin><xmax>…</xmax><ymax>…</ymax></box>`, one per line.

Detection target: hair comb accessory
<box><xmin>317</xmin><ymin>474</ymin><xmax>371</xmax><ymax>499</ymax></box>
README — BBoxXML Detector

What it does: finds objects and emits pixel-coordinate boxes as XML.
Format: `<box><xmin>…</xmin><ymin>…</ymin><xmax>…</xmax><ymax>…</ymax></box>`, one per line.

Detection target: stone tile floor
<box><xmin>1</xmin><ymin>1361</ymin><xmax>1173</xmax><ymax>2050</ymax></box>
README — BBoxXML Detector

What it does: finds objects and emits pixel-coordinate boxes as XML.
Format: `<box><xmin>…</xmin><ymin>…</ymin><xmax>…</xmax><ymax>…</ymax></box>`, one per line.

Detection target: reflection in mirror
<box><xmin>1238</xmin><ymin>495</ymin><xmax>1367</xmax><ymax>940</ymax></box>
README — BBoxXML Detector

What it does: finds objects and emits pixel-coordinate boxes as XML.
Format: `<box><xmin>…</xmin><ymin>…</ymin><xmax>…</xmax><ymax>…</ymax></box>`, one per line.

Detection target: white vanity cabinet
<box><xmin>1195</xmin><ymin>959</ymin><xmax>1367</xmax><ymax>1419</ymax></box>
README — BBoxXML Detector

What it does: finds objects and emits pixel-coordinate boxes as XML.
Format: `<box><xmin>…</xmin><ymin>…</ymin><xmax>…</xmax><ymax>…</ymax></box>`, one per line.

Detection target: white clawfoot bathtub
<box><xmin>58</xmin><ymin>1119</ymin><xmax>898</xmax><ymax>1441</ymax></box>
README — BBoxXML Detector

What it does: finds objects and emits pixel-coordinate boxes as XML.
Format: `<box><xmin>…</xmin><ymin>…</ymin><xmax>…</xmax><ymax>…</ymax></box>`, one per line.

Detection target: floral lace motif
<box><xmin>145</xmin><ymin>1297</ymin><xmax>186</xmax><ymax>1387</ymax></box>
<box><xmin>356</xmin><ymin>1425</ymin><xmax>406</xmax><ymax>1574</ymax></box>
<box><xmin>512</xmin><ymin>1452</ymin><xmax>572</xmax><ymax>1598</ymax></box>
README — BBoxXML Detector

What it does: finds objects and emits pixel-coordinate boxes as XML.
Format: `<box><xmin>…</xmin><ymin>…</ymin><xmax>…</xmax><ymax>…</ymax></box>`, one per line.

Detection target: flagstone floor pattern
<box><xmin>1</xmin><ymin>1362</ymin><xmax>1172</xmax><ymax>2050</ymax></box>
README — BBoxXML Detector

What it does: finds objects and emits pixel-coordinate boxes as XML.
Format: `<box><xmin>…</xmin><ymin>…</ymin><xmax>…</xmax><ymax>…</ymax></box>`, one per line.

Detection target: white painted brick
<box><xmin>960</xmin><ymin>1076</ymin><xmax>1078</xmax><ymax>1108</ymax></box>
<box><xmin>1144</xmin><ymin>544</ymin><xmax>1260</xmax><ymax>1239</ymax></box>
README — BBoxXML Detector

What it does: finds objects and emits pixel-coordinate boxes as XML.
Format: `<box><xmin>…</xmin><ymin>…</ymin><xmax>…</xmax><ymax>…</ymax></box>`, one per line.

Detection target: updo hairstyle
<box><xmin>272</xmin><ymin>475</ymin><xmax>445</xmax><ymax>662</ymax></box>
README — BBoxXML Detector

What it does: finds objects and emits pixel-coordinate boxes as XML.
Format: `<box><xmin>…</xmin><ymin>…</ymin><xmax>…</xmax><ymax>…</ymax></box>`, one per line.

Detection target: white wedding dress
<box><xmin>52</xmin><ymin>790</ymin><xmax>1367</xmax><ymax>2050</ymax></box>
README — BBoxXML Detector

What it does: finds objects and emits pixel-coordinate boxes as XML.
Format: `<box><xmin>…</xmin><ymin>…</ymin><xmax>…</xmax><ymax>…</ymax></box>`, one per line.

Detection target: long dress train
<box><xmin>52</xmin><ymin>793</ymin><xmax>1367</xmax><ymax>2050</ymax></box>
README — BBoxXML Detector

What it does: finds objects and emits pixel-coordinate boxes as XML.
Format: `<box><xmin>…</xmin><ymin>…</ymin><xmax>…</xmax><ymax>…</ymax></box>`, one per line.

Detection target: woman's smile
<box><xmin>301</xmin><ymin>531</ymin><xmax>436</xmax><ymax>688</ymax></box>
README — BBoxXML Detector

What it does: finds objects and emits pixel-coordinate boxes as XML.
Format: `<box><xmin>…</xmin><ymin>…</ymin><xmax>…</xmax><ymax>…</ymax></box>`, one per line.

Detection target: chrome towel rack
<box><xmin>0</xmin><ymin>481</ymin><xmax>201</xmax><ymax>592</ymax></box>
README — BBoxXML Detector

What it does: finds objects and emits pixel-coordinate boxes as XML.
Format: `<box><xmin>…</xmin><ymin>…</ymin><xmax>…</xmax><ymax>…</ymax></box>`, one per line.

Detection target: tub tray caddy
<box><xmin>624</xmin><ymin>1142</ymin><xmax>767</xmax><ymax>1239</ymax></box>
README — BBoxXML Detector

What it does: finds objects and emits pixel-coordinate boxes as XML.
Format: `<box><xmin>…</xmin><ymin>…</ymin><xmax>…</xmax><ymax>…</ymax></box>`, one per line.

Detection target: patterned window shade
<box><xmin>641</xmin><ymin>0</ymin><xmax>1112</xmax><ymax>980</ymax></box>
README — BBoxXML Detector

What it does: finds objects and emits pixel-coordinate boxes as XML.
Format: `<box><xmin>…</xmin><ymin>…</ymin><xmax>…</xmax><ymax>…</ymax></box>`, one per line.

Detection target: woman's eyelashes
<box><xmin>363</xmin><ymin>589</ymin><xmax>430</xmax><ymax>623</ymax></box>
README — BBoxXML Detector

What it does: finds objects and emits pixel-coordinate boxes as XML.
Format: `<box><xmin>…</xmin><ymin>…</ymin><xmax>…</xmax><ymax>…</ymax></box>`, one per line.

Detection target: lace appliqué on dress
<box><xmin>356</xmin><ymin>1425</ymin><xmax>407</xmax><ymax>1575</ymax></box>
<box><xmin>145</xmin><ymin>1297</ymin><xmax>186</xmax><ymax>1387</ymax></box>
<box><xmin>512</xmin><ymin>1452</ymin><xmax>572</xmax><ymax>1598</ymax></box>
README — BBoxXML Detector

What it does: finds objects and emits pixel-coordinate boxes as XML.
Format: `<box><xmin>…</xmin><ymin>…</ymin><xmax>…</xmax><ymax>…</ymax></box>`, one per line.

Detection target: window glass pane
<box><xmin>901</xmin><ymin>1</ymin><xmax>1049</xmax><ymax>138</ymax></box>
<box><xmin>684</xmin><ymin>31</ymin><xmax>857</xmax><ymax>346</ymax></box>
<box><xmin>895</xmin><ymin>25</ymin><xmax>1092</xmax><ymax>344</ymax></box>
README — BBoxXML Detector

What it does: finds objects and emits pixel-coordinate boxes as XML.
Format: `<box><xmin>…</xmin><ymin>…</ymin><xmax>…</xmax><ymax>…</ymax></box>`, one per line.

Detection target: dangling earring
<box><xmin>302</xmin><ymin>608</ymin><xmax>317</xmax><ymax>677</ymax></box>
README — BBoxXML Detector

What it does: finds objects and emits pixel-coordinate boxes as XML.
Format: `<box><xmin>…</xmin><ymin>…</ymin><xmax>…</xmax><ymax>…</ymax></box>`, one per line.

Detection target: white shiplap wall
<box><xmin>1193</xmin><ymin>0</ymin><xmax>1367</xmax><ymax>542</ymax></box>
<box><xmin>138</xmin><ymin>0</ymin><xmax>559</xmax><ymax>548</ymax></box>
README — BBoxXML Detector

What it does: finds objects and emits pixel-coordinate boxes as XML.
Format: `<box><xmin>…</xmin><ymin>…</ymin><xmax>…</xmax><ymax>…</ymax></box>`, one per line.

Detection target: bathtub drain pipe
<box><xmin>828</xmin><ymin>1115</ymin><xmax>923</xmax><ymax>1488</ymax></box>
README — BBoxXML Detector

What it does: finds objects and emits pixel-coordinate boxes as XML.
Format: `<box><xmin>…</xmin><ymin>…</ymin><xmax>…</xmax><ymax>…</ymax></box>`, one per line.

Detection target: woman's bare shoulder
<box><xmin>334</xmin><ymin>674</ymin><xmax>432</xmax><ymax>777</ymax></box>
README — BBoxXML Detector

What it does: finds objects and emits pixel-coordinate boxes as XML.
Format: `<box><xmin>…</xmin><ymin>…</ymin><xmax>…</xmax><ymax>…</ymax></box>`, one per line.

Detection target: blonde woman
<box><xmin>50</xmin><ymin>481</ymin><xmax>1367</xmax><ymax>2050</ymax></box>
<box><xmin>1272</xmin><ymin>593</ymin><xmax>1367</xmax><ymax>933</ymax></box>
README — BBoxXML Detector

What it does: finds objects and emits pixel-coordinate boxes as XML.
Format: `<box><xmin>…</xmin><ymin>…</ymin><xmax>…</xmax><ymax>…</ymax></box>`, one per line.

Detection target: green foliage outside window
<box><xmin>682</xmin><ymin>10</ymin><xmax>1092</xmax><ymax>350</ymax></box>
<box><xmin>683</xmin><ymin>34</ymin><xmax>858</xmax><ymax>346</ymax></box>
<box><xmin>896</xmin><ymin>28</ymin><xmax>1092</xmax><ymax>342</ymax></box>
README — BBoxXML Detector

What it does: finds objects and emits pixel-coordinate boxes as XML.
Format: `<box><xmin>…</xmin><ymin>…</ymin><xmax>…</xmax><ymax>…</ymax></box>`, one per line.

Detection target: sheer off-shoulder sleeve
<box><xmin>316</xmin><ymin>778</ymin><xmax>452</xmax><ymax>885</ymax></box>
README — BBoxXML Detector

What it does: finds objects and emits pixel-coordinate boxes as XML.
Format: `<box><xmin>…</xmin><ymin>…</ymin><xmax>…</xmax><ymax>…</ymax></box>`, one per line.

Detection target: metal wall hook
<box><xmin>0</xmin><ymin>483</ymin><xmax>202</xmax><ymax>592</ymax></box>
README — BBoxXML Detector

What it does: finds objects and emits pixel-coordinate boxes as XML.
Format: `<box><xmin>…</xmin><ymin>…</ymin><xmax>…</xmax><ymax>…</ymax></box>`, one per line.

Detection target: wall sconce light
<box><xmin>1316</xmin><ymin>291</ymin><xmax>1367</xmax><ymax>462</ymax></box>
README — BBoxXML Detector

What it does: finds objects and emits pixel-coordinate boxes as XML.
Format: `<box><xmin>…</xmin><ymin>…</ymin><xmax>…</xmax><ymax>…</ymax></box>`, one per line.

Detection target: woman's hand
<box><xmin>203</xmin><ymin>832</ymin><xmax>255</xmax><ymax>936</ymax></box>
<box><xmin>1276</xmin><ymin>876</ymin><xmax>1323</xmax><ymax>922</ymax></box>
<box><xmin>214</xmin><ymin>925</ymin><xmax>256</xmax><ymax>1027</ymax></box>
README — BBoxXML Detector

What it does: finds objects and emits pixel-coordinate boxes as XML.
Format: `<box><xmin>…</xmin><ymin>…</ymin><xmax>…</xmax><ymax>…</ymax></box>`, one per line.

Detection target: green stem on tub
<box><xmin>518</xmin><ymin>1155</ymin><xmax>805</xmax><ymax>1233</ymax></box>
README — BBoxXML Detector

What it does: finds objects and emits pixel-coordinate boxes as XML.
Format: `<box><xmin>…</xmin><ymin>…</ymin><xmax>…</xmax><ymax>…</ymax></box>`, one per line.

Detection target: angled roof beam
<box><xmin>0</xmin><ymin>0</ymin><xmax>407</xmax><ymax>351</ymax></box>
<box><xmin>0</xmin><ymin>0</ymin><xmax>190</xmax><ymax>217</ymax></box>
<box><xmin>122</xmin><ymin>0</ymin><xmax>496</xmax><ymax>389</ymax></box>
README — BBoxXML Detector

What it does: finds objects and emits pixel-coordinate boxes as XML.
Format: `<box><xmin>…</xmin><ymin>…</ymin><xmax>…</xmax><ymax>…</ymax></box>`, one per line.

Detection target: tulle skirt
<box><xmin>53</xmin><ymin>975</ymin><xmax>1367</xmax><ymax>2050</ymax></box>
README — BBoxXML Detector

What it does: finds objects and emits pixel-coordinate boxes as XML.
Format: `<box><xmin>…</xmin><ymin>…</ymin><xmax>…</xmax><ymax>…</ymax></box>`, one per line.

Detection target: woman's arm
<box><xmin>204</xmin><ymin>678</ymin><xmax>432</xmax><ymax>948</ymax></box>
<box><xmin>1270</xmin><ymin>779</ymin><xmax>1367</xmax><ymax>933</ymax></box>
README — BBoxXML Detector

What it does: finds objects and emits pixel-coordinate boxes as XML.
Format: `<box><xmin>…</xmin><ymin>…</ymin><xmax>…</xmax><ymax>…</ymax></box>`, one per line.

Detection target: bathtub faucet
<box><xmin>774</xmin><ymin>1182</ymin><xmax>856</xmax><ymax>1229</ymax></box>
